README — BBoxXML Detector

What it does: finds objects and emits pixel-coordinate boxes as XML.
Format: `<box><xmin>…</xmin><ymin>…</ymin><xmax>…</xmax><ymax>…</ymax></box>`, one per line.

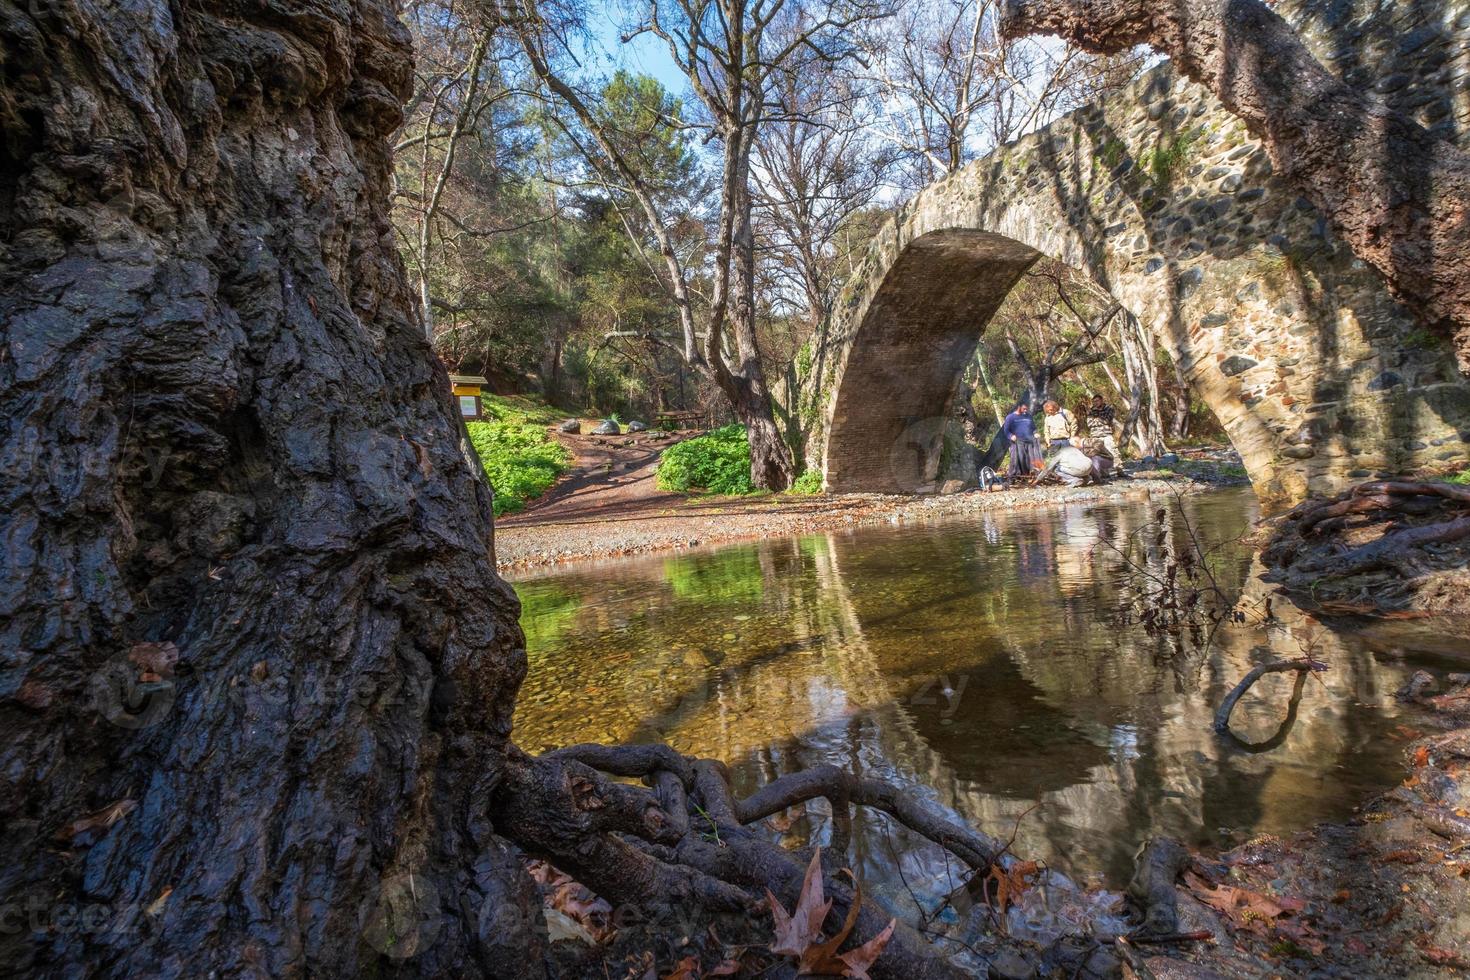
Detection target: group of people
<box><xmin>999</xmin><ymin>394</ymin><xmax>1119</xmax><ymax>487</ymax></box>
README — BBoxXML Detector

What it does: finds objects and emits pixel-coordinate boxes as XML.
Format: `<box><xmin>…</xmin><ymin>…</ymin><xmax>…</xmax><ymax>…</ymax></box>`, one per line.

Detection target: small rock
<box><xmin>627</xmin><ymin>420</ymin><xmax>647</xmax><ymax>432</ymax></box>
<box><xmin>987</xmin><ymin>950</ymin><xmax>1036</xmax><ymax>980</ymax></box>
<box><xmin>1398</xmin><ymin>670</ymin><xmax>1438</xmax><ymax>701</ymax></box>
<box><xmin>558</xmin><ymin>419</ymin><xmax>580</xmax><ymax>434</ymax></box>
<box><xmin>940</xmin><ymin>479</ymin><xmax>968</xmax><ymax>494</ymax></box>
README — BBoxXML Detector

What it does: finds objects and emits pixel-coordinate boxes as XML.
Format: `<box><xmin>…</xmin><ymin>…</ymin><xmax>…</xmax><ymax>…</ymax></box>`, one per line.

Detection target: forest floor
<box><xmin>494</xmin><ymin>427</ymin><xmax>1240</xmax><ymax>570</ymax></box>
<box><xmin>1141</xmin><ymin>674</ymin><xmax>1470</xmax><ymax>980</ymax></box>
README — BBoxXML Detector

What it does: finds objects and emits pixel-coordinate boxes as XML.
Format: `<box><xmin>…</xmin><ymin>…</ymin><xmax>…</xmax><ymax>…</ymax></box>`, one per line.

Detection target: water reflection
<box><xmin>511</xmin><ymin>490</ymin><xmax>1438</xmax><ymax>892</ymax></box>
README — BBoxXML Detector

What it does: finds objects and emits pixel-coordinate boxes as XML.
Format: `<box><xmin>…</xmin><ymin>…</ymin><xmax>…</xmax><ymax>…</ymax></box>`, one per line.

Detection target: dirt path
<box><xmin>498</xmin><ymin>427</ymin><xmax>680</xmax><ymax>526</ymax></box>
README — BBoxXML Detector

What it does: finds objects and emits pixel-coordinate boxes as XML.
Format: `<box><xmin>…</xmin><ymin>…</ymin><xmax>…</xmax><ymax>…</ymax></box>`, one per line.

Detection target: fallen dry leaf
<box><xmin>838</xmin><ymin>917</ymin><xmax>896</xmax><ymax>980</ymax></box>
<box><xmin>765</xmin><ymin>849</ymin><xmax>895</xmax><ymax>978</ymax></box>
<box><xmin>661</xmin><ymin>954</ymin><xmax>700</xmax><ymax>980</ymax></box>
<box><xmin>1183</xmin><ymin>872</ymin><xmax>1302</xmax><ymax>935</ymax></box>
<box><xmin>1421</xmin><ymin>944</ymin><xmax>1470</xmax><ymax>969</ymax></box>
<box><xmin>55</xmin><ymin>798</ymin><xmax>138</xmax><ymax>845</ymax></box>
<box><xmin>145</xmin><ymin>886</ymin><xmax>173</xmax><ymax>917</ymax></box>
<box><xmin>765</xmin><ymin>808</ymin><xmax>799</xmax><ymax>833</ymax></box>
<box><xmin>985</xmin><ymin>859</ymin><xmax>1039</xmax><ymax>918</ymax></box>
<box><xmin>766</xmin><ymin>848</ymin><xmax>831</xmax><ymax>959</ymax></box>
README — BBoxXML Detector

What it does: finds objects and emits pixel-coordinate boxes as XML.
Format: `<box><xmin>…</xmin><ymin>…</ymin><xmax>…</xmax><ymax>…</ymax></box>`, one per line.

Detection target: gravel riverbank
<box><xmin>495</xmin><ymin>475</ymin><xmax>1210</xmax><ymax>572</ymax></box>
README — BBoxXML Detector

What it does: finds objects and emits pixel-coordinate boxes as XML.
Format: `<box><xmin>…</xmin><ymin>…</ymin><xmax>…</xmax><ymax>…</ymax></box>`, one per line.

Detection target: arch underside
<box><xmin>823</xmin><ymin>231</ymin><xmax>1041</xmax><ymax>494</ymax></box>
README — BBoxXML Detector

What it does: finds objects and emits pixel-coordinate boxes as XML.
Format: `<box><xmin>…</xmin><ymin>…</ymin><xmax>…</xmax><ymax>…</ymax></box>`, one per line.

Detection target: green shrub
<box><xmin>480</xmin><ymin>393</ymin><xmax>563</xmax><ymax>426</ymax></box>
<box><xmin>1449</xmin><ymin>468</ymin><xmax>1470</xmax><ymax>486</ymax></box>
<box><xmin>788</xmin><ymin>471</ymin><xmax>823</xmax><ymax>495</ymax></box>
<box><xmin>466</xmin><ymin>419</ymin><xmax>570</xmax><ymax>515</ymax></box>
<box><xmin>655</xmin><ymin>424</ymin><xmax>755</xmax><ymax>495</ymax></box>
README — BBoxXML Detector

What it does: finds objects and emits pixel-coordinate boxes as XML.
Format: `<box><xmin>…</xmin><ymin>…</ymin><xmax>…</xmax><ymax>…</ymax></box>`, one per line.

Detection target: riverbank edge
<box><xmin>494</xmin><ymin>475</ymin><xmax>1216</xmax><ymax>573</ymax></box>
<box><xmin>1142</xmin><ymin>680</ymin><xmax>1470</xmax><ymax>979</ymax></box>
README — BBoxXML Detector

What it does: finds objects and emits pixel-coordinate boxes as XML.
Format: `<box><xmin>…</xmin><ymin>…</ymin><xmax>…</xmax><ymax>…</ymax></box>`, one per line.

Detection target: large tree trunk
<box><xmin>726</xmin><ymin>156</ymin><xmax>797</xmax><ymax>491</ymax></box>
<box><xmin>1001</xmin><ymin>0</ymin><xmax>1470</xmax><ymax>373</ymax></box>
<box><xmin>0</xmin><ymin>7</ymin><xmax>1105</xmax><ymax>980</ymax></box>
<box><xmin>0</xmin><ymin>3</ymin><xmax>539</xmax><ymax>975</ymax></box>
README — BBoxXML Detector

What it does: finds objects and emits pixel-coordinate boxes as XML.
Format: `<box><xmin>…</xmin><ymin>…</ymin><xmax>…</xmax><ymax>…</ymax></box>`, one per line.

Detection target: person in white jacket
<box><xmin>1041</xmin><ymin>400</ymin><xmax>1077</xmax><ymax>452</ymax></box>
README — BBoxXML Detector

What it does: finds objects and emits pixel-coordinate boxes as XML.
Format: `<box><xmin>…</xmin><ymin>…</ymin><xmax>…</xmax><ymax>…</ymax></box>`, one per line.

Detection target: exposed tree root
<box><xmin>1214</xmin><ymin>659</ymin><xmax>1327</xmax><ymax>736</ymax></box>
<box><xmin>1262</xmin><ymin>479</ymin><xmax>1470</xmax><ymax>617</ymax></box>
<box><xmin>494</xmin><ymin>744</ymin><xmax>1039</xmax><ymax>978</ymax></box>
<box><xmin>1126</xmin><ymin>838</ymin><xmax>1192</xmax><ymax>937</ymax></box>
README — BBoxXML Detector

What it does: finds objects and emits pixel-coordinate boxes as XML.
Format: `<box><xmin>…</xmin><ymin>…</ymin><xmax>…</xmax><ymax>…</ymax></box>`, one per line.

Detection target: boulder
<box><xmin>940</xmin><ymin>479</ymin><xmax>969</xmax><ymax>494</ymax></box>
<box><xmin>558</xmin><ymin>419</ymin><xmax>580</xmax><ymax>434</ymax></box>
<box><xmin>627</xmin><ymin>420</ymin><xmax>647</xmax><ymax>432</ymax></box>
<box><xmin>591</xmin><ymin>419</ymin><xmax>621</xmax><ymax>436</ymax></box>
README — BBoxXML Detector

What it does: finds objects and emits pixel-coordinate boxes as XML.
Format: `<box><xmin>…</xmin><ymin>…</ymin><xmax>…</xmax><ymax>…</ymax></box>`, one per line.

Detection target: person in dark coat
<box><xmin>1001</xmin><ymin>401</ymin><xmax>1043</xmax><ymax>478</ymax></box>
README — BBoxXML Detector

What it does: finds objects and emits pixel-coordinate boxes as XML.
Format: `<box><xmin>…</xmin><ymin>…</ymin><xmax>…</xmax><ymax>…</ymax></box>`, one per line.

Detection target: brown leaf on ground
<box><xmin>838</xmin><ymin>918</ymin><xmax>896</xmax><ymax>979</ymax></box>
<box><xmin>528</xmin><ymin>859</ymin><xmax>615</xmax><ymax>943</ymax></box>
<box><xmin>765</xmin><ymin>849</ymin><xmax>895</xmax><ymax>978</ymax></box>
<box><xmin>1380</xmin><ymin>849</ymin><xmax>1422</xmax><ymax>864</ymax></box>
<box><xmin>55</xmin><ymin>798</ymin><xmax>138</xmax><ymax>845</ymax></box>
<box><xmin>1183</xmin><ymin>872</ymin><xmax>1302</xmax><ymax>933</ymax></box>
<box><xmin>986</xmin><ymin>859</ymin><xmax>1040</xmax><ymax>917</ymax></box>
<box><xmin>1421</xmin><ymin>944</ymin><xmax>1470</xmax><ymax>969</ymax></box>
<box><xmin>766</xmin><ymin>848</ymin><xmax>832</xmax><ymax>959</ymax></box>
<box><xmin>661</xmin><ymin>954</ymin><xmax>700</xmax><ymax>980</ymax></box>
<box><xmin>765</xmin><ymin>808</ymin><xmax>799</xmax><ymax>833</ymax></box>
<box><xmin>706</xmin><ymin>960</ymin><xmax>740</xmax><ymax>977</ymax></box>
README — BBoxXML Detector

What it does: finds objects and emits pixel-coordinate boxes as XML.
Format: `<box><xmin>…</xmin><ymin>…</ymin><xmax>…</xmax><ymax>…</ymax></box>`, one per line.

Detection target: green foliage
<box><xmin>482</xmin><ymin>393</ymin><xmax>564</xmax><ymax>426</ymax></box>
<box><xmin>465</xmin><ymin>412</ymin><xmax>571</xmax><ymax>515</ymax></box>
<box><xmin>788</xmin><ymin>471</ymin><xmax>824</xmax><ymax>495</ymax></box>
<box><xmin>1139</xmin><ymin>128</ymin><xmax>1201</xmax><ymax>188</ymax></box>
<box><xmin>1401</xmin><ymin>327</ymin><xmax>1444</xmax><ymax>351</ymax></box>
<box><xmin>1448</xmin><ymin>468</ymin><xmax>1470</xmax><ymax>486</ymax></box>
<box><xmin>655</xmin><ymin>425</ymin><xmax>756</xmax><ymax>495</ymax></box>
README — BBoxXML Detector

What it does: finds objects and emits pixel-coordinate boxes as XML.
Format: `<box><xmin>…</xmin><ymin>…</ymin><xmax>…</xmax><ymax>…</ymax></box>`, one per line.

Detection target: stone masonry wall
<box><xmin>814</xmin><ymin>0</ymin><xmax>1470</xmax><ymax>505</ymax></box>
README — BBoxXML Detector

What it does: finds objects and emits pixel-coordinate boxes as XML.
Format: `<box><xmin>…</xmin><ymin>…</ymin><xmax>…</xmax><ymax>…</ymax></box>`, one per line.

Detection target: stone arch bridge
<box><xmin>801</xmin><ymin>0</ymin><xmax>1470</xmax><ymax>505</ymax></box>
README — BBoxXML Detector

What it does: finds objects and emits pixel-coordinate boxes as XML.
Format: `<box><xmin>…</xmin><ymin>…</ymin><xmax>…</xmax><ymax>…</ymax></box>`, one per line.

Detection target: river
<box><xmin>508</xmin><ymin>488</ymin><xmax>1452</xmax><ymax>915</ymax></box>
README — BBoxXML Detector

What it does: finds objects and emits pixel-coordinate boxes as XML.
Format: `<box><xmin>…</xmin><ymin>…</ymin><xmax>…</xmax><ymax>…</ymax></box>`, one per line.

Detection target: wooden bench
<box><xmin>653</xmin><ymin>410</ymin><xmax>706</xmax><ymax>430</ymax></box>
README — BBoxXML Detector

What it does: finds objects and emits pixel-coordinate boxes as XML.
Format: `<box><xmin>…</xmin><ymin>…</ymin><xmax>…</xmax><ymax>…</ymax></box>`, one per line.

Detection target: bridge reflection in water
<box><xmin>510</xmin><ymin>489</ymin><xmax>1448</xmax><ymax>909</ymax></box>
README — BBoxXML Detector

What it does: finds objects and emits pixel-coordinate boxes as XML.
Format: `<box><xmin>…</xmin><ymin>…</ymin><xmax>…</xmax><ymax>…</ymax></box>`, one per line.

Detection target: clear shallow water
<box><xmin>509</xmin><ymin>489</ymin><xmax>1448</xmax><ymax>901</ymax></box>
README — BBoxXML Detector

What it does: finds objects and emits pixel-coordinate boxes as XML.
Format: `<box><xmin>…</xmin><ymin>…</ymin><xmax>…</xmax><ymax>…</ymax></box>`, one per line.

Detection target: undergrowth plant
<box><xmin>466</xmin><ymin>398</ymin><xmax>571</xmax><ymax>514</ymax></box>
<box><xmin>656</xmin><ymin>424</ymin><xmax>756</xmax><ymax>495</ymax></box>
<box><xmin>788</xmin><ymin>471</ymin><xmax>824</xmax><ymax>495</ymax></box>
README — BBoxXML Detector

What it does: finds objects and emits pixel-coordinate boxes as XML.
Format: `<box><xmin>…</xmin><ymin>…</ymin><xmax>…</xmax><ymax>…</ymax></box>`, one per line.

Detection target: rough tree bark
<box><xmin>0</xmin><ymin>4</ymin><xmax>1045</xmax><ymax>978</ymax></box>
<box><xmin>1000</xmin><ymin>0</ymin><xmax>1470</xmax><ymax>373</ymax></box>
<box><xmin>0</xmin><ymin>2</ymin><xmax>539</xmax><ymax>974</ymax></box>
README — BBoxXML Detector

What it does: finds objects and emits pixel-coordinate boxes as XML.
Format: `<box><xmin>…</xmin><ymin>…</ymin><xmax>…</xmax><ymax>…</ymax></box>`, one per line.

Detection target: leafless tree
<box><xmin>752</xmin><ymin>40</ymin><xmax>891</xmax><ymax>430</ymax></box>
<box><xmin>499</xmin><ymin>0</ymin><xmax>887</xmax><ymax>488</ymax></box>
<box><xmin>860</xmin><ymin>0</ymin><xmax>1136</xmax><ymax>189</ymax></box>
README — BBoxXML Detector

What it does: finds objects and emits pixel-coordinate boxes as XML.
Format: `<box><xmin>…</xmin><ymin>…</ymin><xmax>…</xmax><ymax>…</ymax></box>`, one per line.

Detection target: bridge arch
<box><xmin>815</xmin><ymin>0</ymin><xmax>1470</xmax><ymax>505</ymax></box>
